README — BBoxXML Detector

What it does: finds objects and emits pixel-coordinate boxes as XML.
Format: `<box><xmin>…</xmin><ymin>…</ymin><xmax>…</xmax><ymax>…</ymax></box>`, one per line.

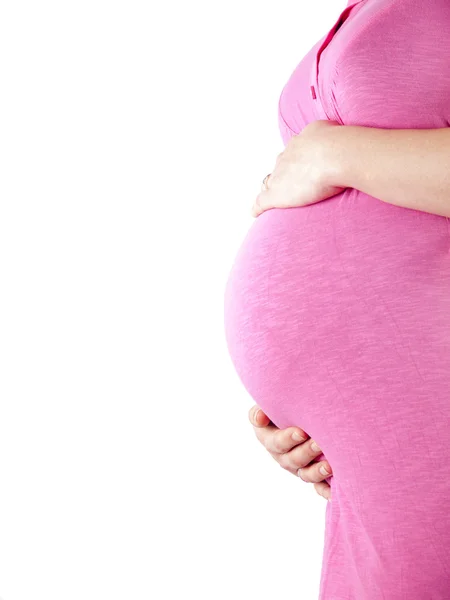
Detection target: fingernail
<box><xmin>311</xmin><ymin>441</ymin><xmax>321</xmax><ymax>452</ymax></box>
<box><xmin>254</xmin><ymin>408</ymin><xmax>262</xmax><ymax>423</ymax></box>
<box><xmin>292</xmin><ymin>431</ymin><xmax>306</xmax><ymax>442</ymax></box>
<box><xmin>319</xmin><ymin>465</ymin><xmax>331</xmax><ymax>476</ymax></box>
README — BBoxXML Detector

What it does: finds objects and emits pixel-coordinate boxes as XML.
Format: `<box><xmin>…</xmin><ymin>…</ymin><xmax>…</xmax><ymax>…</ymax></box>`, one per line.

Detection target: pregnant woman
<box><xmin>224</xmin><ymin>0</ymin><xmax>450</xmax><ymax>597</ymax></box>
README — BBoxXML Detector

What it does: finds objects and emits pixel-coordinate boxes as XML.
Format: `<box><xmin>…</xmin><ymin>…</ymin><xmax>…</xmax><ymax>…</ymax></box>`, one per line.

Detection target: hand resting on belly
<box><xmin>248</xmin><ymin>404</ymin><xmax>333</xmax><ymax>501</ymax></box>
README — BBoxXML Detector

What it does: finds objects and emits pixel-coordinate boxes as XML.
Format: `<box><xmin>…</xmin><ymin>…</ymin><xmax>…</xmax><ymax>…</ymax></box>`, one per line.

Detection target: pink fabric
<box><xmin>224</xmin><ymin>0</ymin><xmax>450</xmax><ymax>597</ymax></box>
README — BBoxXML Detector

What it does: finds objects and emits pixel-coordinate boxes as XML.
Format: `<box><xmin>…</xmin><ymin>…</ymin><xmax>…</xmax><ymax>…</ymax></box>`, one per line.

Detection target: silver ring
<box><xmin>261</xmin><ymin>173</ymin><xmax>271</xmax><ymax>191</ymax></box>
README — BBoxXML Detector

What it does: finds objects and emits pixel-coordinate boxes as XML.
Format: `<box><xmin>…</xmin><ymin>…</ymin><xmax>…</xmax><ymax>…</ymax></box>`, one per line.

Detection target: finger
<box><xmin>279</xmin><ymin>439</ymin><xmax>325</xmax><ymax>472</ymax></box>
<box><xmin>253</xmin><ymin>422</ymin><xmax>279</xmax><ymax>448</ymax></box>
<box><xmin>252</xmin><ymin>421</ymin><xmax>309</xmax><ymax>455</ymax></box>
<box><xmin>314</xmin><ymin>481</ymin><xmax>332</xmax><ymax>501</ymax></box>
<box><xmin>248</xmin><ymin>405</ymin><xmax>271</xmax><ymax>427</ymax></box>
<box><xmin>297</xmin><ymin>460</ymin><xmax>333</xmax><ymax>483</ymax></box>
<box><xmin>251</xmin><ymin>203</ymin><xmax>260</xmax><ymax>218</ymax></box>
<box><xmin>252</xmin><ymin>190</ymin><xmax>275</xmax><ymax>217</ymax></box>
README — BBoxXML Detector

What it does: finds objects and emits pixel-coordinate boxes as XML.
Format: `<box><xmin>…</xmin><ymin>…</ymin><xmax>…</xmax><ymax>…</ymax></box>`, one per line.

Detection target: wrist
<box><xmin>323</xmin><ymin>124</ymin><xmax>362</xmax><ymax>190</ymax></box>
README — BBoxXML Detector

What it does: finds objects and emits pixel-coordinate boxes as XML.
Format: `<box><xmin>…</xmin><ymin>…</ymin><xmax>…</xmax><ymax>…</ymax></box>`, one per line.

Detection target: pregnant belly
<box><xmin>223</xmin><ymin>190</ymin><xmax>450</xmax><ymax>436</ymax></box>
<box><xmin>224</xmin><ymin>192</ymin><xmax>450</xmax><ymax>596</ymax></box>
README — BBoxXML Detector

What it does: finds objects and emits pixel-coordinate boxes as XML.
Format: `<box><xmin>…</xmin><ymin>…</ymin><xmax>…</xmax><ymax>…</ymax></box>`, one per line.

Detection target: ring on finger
<box><xmin>261</xmin><ymin>173</ymin><xmax>271</xmax><ymax>191</ymax></box>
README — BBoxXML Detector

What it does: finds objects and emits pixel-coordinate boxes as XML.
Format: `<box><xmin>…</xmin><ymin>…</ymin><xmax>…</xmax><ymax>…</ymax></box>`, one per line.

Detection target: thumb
<box><xmin>248</xmin><ymin>405</ymin><xmax>271</xmax><ymax>427</ymax></box>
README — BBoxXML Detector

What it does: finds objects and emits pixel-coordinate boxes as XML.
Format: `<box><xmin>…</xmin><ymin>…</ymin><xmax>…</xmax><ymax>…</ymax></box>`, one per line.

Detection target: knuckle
<box><xmin>276</xmin><ymin>455</ymin><xmax>294</xmax><ymax>473</ymax></box>
<box><xmin>271</xmin><ymin>432</ymin><xmax>285</xmax><ymax>454</ymax></box>
<box><xmin>291</xmin><ymin>447</ymin><xmax>310</xmax><ymax>469</ymax></box>
<box><xmin>270</xmin><ymin>439</ymin><xmax>281</xmax><ymax>454</ymax></box>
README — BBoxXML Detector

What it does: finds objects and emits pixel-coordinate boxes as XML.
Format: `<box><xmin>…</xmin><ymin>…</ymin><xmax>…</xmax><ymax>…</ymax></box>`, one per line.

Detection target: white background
<box><xmin>0</xmin><ymin>1</ymin><xmax>345</xmax><ymax>598</ymax></box>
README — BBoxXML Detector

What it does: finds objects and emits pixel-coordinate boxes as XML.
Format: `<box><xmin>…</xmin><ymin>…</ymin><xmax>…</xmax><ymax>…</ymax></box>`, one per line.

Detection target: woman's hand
<box><xmin>248</xmin><ymin>405</ymin><xmax>332</xmax><ymax>501</ymax></box>
<box><xmin>251</xmin><ymin>120</ymin><xmax>347</xmax><ymax>217</ymax></box>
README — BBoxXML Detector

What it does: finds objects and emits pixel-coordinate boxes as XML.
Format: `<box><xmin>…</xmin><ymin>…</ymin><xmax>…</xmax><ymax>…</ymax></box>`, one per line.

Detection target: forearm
<box><xmin>329</xmin><ymin>125</ymin><xmax>450</xmax><ymax>217</ymax></box>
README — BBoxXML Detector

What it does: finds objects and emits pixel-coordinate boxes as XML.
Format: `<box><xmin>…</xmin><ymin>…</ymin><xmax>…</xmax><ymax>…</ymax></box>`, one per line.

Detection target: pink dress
<box><xmin>224</xmin><ymin>0</ymin><xmax>450</xmax><ymax>597</ymax></box>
